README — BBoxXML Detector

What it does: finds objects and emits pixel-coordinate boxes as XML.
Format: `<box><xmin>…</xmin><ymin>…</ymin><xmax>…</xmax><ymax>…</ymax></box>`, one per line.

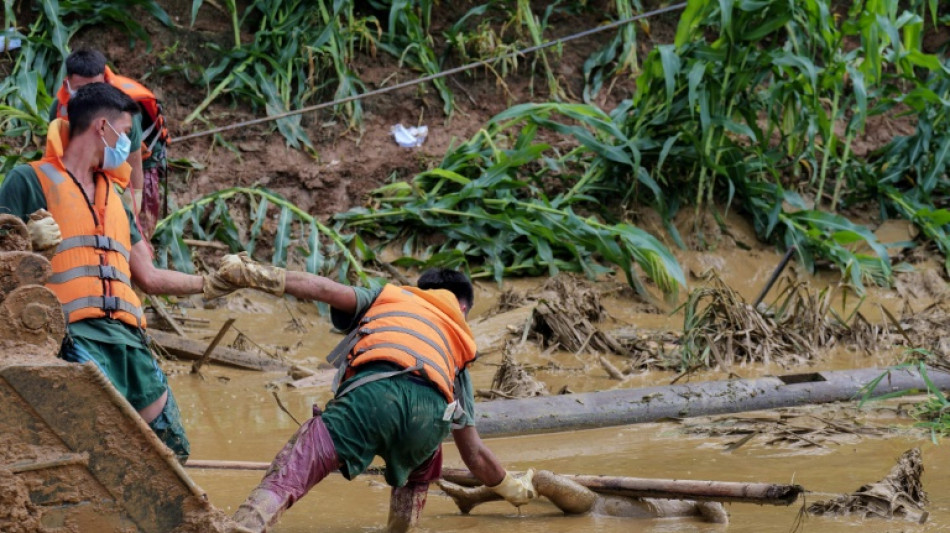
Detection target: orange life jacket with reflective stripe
<box><xmin>337</xmin><ymin>284</ymin><xmax>477</xmax><ymax>402</ymax></box>
<box><xmin>55</xmin><ymin>67</ymin><xmax>169</xmax><ymax>160</ymax></box>
<box><xmin>29</xmin><ymin>122</ymin><xmax>145</xmax><ymax>329</ymax></box>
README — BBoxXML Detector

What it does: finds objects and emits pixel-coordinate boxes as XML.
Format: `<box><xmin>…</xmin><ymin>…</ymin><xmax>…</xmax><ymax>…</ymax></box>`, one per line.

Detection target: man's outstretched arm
<box><xmin>284</xmin><ymin>271</ymin><xmax>357</xmax><ymax>314</ymax></box>
<box><xmin>452</xmin><ymin>426</ymin><xmax>535</xmax><ymax>506</ymax></box>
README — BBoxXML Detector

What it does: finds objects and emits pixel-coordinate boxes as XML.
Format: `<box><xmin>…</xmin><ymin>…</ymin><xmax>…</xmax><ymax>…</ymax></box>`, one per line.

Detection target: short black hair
<box><xmin>417</xmin><ymin>268</ymin><xmax>474</xmax><ymax>310</ymax></box>
<box><xmin>67</xmin><ymin>83</ymin><xmax>139</xmax><ymax>137</ymax></box>
<box><xmin>65</xmin><ymin>48</ymin><xmax>107</xmax><ymax>78</ymax></box>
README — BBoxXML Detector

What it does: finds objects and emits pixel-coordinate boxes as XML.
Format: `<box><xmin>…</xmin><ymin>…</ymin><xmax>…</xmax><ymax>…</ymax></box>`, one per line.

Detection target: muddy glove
<box><xmin>27</xmin><ymin>209</ymin><xmax>62</xmax><ymax>251</ymax></box>
<box><xmin>489</xmin><ymin>469</ymin><xmax>536</xmax><ymax>507</ymax></box>
<box><xmin>217</xmin><ymin>252</ymin><xmax>286</xmax><ymax>297</ymax></box>
<box><xmin>202</xmin><ymin>270</ymin><xmax>241</xmax><ymax>300</ymax></box>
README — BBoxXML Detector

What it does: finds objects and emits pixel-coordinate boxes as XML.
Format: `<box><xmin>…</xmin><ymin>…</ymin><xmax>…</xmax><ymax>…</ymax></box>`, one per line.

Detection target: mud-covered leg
<box><xmin>147</xmin><ymin>386</ymin><xmax>190</xmax><ymax>463</ymax></box>
<box><xmin>532</xmin><ymin>470</ymin><xmax>598</xmax><ymax>515</ymax></box>
<box><xmin>233</xmin><ymin>416</ymin><xmax>339</xmax><ymax>533</ymax></box>
<box><xmin>387</xmin><ymin>482</ymin><xmax>429</xmax><ymax>533</ymax></box>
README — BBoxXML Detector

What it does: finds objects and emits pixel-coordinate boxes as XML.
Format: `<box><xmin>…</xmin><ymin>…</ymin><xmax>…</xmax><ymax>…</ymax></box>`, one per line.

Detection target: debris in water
<box><xmin>482</xmin><ymin>343</ymin><xmax>548</xmax><ymax>399</ymax></box>
<box><xmin>681</xmin><ymin>407</ymin><xmax>891</xmax><ymax>450</ymax></box>
<box><xmin>679</xmin><ymin>275</ymin><xmax>882</xmax><ymax>370</ymax></box>
<box><xmin>807</xmin><ymin>448</ymin><xmax>928</xmax><ymax>523</ymax></box>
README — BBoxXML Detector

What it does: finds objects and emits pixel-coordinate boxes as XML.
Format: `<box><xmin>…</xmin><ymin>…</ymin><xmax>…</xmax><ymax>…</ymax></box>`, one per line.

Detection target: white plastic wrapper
<box><xmin>0</xmin><ymin>29</ymin><xmax>21</xmax><ymax>52</ymax></box>
<box><xmin>390</xmin><ymin>123</ymin><xmax>428</xmax><ymax>148</ymax></box>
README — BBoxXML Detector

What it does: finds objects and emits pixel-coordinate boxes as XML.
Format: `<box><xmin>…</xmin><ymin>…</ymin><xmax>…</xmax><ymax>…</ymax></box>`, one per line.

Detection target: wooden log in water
<box><xmin>150</xmin><ymin>330</ymin><xmax>289</xmax><ymax>371</ymax></box>
<box><xmin>185</xmin><ymin>460</ymin><xmax>801</xmax><ymax>505</ymax></box>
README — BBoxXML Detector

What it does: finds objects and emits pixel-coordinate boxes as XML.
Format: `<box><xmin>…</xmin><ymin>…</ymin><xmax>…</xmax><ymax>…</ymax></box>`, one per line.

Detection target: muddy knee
<box><xmin>533</xmin><ymin>470</ymin><xmax>597</xmax><ymax>514</ymax></box>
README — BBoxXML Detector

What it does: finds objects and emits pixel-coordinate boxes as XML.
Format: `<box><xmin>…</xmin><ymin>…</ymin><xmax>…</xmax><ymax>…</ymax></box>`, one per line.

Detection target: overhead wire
<box><xmin>170</xmin><ymin>2</ymin><xmax>687</xmax><ymax>144</ymax></box>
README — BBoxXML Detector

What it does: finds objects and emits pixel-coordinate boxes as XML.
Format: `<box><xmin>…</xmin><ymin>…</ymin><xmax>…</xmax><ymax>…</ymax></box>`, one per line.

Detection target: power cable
<box><xmin>170</xmin><ymin>2</ymin><xmax>687</xmax><ymax>144</ymax></box>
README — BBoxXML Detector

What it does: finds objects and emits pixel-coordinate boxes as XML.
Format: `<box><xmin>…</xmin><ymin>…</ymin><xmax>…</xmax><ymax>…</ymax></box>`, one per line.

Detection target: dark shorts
<box><xmin>62</xmin><ymin>334</ymin><xmax>166</xmax><ymax>410</ymax></box>
<box><xmin>321</xmin><ymin>364</ymin><xmax>451</xmax><ymax>488</ymax></box>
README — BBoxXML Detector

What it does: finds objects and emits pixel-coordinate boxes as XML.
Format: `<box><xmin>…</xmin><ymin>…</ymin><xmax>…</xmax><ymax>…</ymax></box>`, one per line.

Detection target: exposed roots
<box><xmin>530</xmin><ymin>275</ymin><xmax>632</xmax><ymax>357</ymax></box>
<box><xmin>807</xmin><ymin>448</ymin><xmax>928</xmax><ymax>523</ymax></box>
<box><xmin>483</xmin><ymin>343</ymin><xmax>548</xmax><ymax>399</ymax></box>
<box><xmin>678</xmin><ymin>275</ymin><xmax>884</xmax><ymax>369</ymax></box>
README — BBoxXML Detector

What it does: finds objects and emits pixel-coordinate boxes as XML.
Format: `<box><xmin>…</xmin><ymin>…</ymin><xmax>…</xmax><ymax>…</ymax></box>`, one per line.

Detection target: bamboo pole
<box><xmin>185</xmin><ymin>460</ymin><xmax>802</xmax><ymax>505</ymax></box>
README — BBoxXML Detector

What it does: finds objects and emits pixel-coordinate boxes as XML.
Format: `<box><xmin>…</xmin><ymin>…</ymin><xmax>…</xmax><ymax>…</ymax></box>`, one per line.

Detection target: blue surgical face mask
<box><xmin>66</xmin><ymin>79</ymin><xmax>77</xmax><ymax>97</ymax></box>
<box><xmin>101</xmin><ymin>121</ymin><xmax>131</xmax><ymax>170</ymax></box>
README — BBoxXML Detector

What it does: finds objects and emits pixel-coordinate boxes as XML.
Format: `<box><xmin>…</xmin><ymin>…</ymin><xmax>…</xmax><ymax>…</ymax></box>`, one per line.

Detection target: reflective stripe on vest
<box><xmin>31</xmin><ymin>158</ymin><xmax>146</xmax><ymax>329</ymax></box>
<box><xmin>39</xmin><ymin>162</ymin><xmax>66</xmax><ymax>185</ymax></box>
<box><xmin>61</xmin><ymin>296</ymin><xmax>143</xmax><ymax>324</ymax></box>
<box><xmin>47</xmin><ymin>265</ymin><xmax>133</xmax><ymax>287</ymax></box>
<box><xmin>56</xmin><ymin>235</ymin><xmax>131</xmax><ymax>261</ymax></box>
<box><xmin>335</xmin><ymin>285</ymin><xmax>476</xmax><ymax>402</ymax></box>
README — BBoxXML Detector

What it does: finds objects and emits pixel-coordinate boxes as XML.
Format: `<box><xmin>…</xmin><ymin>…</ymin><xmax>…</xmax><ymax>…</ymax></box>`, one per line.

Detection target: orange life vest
<box><xmin>29</xmin><ymin>120</ymin><xmax>145</xmax><ymax>329</ymax></box>
<box><xmin>333</xmin><ymin>284</ymin><xmax>477</xmax><ymax>402</ymax></box>
<box><xmin>55</xmin><ymin>66</ymin><xmax>169</xmax><ymax>160</ymax></box>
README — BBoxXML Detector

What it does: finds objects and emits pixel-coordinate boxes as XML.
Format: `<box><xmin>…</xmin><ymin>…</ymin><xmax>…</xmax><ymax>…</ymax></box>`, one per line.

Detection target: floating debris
<box><xmin>808</xmin><ymin>448</ymin><xmax>928</xmax><ymax>523</ymax></box>
<box><xmin>479</xmin><ymin>344</ymin><xmax>548</xmax><ymax>400</ymax></box>
<box><xmin>681</xmin><ymin>408</ymin><xmax>892</xmax><ymax>450</ymax></box>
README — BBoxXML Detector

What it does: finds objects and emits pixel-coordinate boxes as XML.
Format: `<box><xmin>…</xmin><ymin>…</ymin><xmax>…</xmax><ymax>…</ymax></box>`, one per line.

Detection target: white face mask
<box><xmin>66</xmin><ymin>79</ymin><xmax>77</xmax><ymax>97</ymax></box>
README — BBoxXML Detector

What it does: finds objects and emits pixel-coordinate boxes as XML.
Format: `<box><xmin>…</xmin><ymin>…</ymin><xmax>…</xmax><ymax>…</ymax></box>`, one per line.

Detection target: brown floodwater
<box><xmin>166</xmin><ymin>238</ymin><xmax>949</xmax><ymax>532</ymax></box>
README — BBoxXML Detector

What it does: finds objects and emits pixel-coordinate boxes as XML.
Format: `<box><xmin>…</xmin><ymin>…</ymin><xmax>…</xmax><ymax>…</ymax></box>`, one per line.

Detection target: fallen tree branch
<box><xmin>184</xmin><ymin>460</ymin><xmax>802</xmax><ymax>505</ymax></box>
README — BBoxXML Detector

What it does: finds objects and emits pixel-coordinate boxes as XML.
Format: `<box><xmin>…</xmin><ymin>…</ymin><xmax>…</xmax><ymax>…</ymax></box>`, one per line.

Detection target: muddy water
<box><xmin>176</xmin><ymin>361</ymin><xmax>950</xmax><ymax>532</ymax></box>
<box><xmin>166</xmin><ymin>240</ymin><xmax>948</xmax><ymax>531</ymax></box>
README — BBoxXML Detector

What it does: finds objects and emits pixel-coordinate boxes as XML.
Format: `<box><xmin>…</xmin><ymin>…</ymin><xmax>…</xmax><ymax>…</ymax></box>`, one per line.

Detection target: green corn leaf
<box><xmin>272</xmin><ymin>205</ymin><xmax>293</xmax><ymax>267</ymax></box>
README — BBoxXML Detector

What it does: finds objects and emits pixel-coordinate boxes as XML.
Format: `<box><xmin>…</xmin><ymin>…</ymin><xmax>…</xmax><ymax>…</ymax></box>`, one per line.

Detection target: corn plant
<box><xmin>153</xmin><ymin>187</ymin><xmax>376</xmax><ymax>287</ymax></box>
<box><xmin>859</xmin><ymin>349</ymin><xmax>950</xmax><ymax>443</ymax></box>
<box><xmin>185</xmin><ymin>0</ymin><xmax>379</xmax><ymax>144</ymax></box>
<box><xmin>370</xmin><ymin>0</ymin><xmax>455</xmax><ymax>115</ymax></box>
<box><xmin>337</xmin><ymin>102</ymin><xmax>685</xmax><ymax>300</ymax></box>
<box><xmin>583</xmin><ymin>0</ymin><xmax>643</xmax><ymax>102</ymax></box>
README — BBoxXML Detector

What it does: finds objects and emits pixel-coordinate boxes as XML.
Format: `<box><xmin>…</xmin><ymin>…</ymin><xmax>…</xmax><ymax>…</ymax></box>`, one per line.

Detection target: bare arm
<box><xmin>129</xmin><ymin>240</ymin><xmax>204</xmax><ymax>295</ymax></box>
<box><xmin>284</xmin><ymin>271</ymin><xmax>358</xmax><ymax>314</ymax></box>
<box><xmin>452</xmin><ymin>426</ymin><xmax>506</xmax><ymax>487</ymax></box>
<box><xmin>128</xmin><ymin>148</ymin><xmax>144</xmax><ymax>211</ymax></box>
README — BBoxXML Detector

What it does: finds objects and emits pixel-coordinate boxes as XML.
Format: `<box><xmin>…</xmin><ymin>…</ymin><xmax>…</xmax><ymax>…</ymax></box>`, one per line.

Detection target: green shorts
<box><xmin>61</xmin><ymin>319</ymin><xmax>167</xmax><ymax>410</ymax></box>
<box><xmin>321</xmin><ymin>362</ymin><xmax>452</xmax><ymax>488</ymax></box>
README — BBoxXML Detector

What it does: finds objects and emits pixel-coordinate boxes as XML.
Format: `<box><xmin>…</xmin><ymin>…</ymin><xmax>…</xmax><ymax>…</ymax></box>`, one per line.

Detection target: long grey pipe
<box><xmin>474</xmin><ymin>367</ymin><xmax>950</xmax><ymax>436</ymax></box>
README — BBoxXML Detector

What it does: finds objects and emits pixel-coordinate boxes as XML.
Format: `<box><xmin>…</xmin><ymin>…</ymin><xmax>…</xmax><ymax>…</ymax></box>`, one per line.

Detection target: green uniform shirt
<box><xmin>321</xmin><ymin>285</ymin><xmax>477</xmax><ymax>487</ymax></box>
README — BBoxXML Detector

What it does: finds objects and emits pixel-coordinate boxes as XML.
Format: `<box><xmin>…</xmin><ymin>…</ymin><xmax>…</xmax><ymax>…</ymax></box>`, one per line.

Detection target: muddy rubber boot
<box><xmin>387</xmin><ymin>482</ymin><xmax>429</xmax><ymax>533</ymax></box>
<box><xmin>232</xmin><ymin>488</ymin><xmax>289</xmax><ymax>533</ymax></box>
<box><xmin>233</xmin><ymin>416</ymin><xmax>339</xmax><ymax>532</ymax></box>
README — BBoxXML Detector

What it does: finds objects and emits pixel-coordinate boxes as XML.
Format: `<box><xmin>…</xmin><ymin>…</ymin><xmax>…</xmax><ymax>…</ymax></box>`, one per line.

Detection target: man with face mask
<box><xmin>51</xmin><ymin>48</ymin><xmax>169</xmax><ymax>239</ymax></box>
<box><xmin>0</xmin><ymin>83</ymin><xmax>242</xmax><ymax>462</ymax></box>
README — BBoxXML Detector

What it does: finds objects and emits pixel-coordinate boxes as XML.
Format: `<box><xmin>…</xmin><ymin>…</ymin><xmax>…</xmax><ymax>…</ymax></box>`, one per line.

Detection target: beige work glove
<box><xmin>202</xmin><ymin>271</ymin><xmax>240</xmax><ymax>300</ymax></box>
<box><xmin>217</xmin><ymin>252</ymin><xmax>286</xmax><ymax>297</ymax></box>
<box><xmin>488</xmin><ymin>469</ymin><xmax>536</xmax><ymax>507</ymax></box>
<box><xmin>27</xmin><ymin>209</ymin><xmax>62</xmax><ymax>251</ymax></box>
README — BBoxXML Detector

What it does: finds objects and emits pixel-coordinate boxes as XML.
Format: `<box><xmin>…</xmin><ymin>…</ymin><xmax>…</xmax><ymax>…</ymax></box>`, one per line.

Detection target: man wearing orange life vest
<box><xmin>214</xmin><ymin>255</ymin><xmax>536</xmax><ymax>532</ymax></box>
<box><xmin>52</xmin><ymin>48</ymin><xmax>168</xmax><ymax>239</ymax></box>
<box><xmin>0</xmin><ymin>83</ymin><xmax>239</xmax><ymax>461</ymax></box>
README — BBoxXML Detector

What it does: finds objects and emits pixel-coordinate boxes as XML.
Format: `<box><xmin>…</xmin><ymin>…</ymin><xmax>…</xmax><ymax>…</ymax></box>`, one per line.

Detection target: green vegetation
<box><xmin>153</xmin><ymin>187</ymin><xmax>376</xmax><ymax>288</ymax></box>
<box><xmin>342</xmin><ymin>0</ymin><xmax>949</xmax><ymax>294</ymax></box>
<box><xmin>860</xmin><ymin>348</ymin><xmax>950</xmax><ymax>442</ymax></box>
<box><xmin>2</xmin><ymin>1</ymin><xmax>949</xmax><ymax>298</ymax></box>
